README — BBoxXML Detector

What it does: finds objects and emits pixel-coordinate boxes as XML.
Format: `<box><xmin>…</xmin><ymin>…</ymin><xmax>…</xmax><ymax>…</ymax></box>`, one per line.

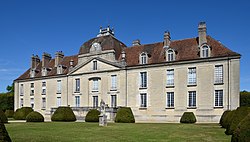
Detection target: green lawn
<box><xmin>5</xmin><ymin>122</ymin><xmax>230</xmax><ymax>142</ymax></box>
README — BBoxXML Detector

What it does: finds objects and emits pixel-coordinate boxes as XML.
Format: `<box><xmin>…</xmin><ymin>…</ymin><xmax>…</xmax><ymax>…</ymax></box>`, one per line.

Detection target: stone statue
<box><xmin>99</xmin><ymin>99</ymin><xmax>107</xmax><ymax>126</ymax></box>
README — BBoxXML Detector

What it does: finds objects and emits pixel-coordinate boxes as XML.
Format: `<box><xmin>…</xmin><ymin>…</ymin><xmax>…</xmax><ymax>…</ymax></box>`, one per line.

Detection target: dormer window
<box><xmin>140</xmin><ymin>52</ymin><xmax>147</xmax><ymax>64</ymax></box>
<box><xmin>166</xmin><ymin>49</ymin><xmax>175</xmax><ymax>61</ymax></box>
<box><xmin>201</xmin><ymin>45</ymin><xmax>210</xmax><ymax>58</ymax></box>
<box><xmin>57</xmin><ymin>65</ymin><xmax>63</xmax><ymax>74</ymax></box>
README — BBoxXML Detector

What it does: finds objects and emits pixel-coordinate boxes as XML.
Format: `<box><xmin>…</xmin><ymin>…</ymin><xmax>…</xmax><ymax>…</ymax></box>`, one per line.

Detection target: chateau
<box><xmin>14</xmin><ymin>22</ymin><xmax>240</xmax><ymax>122</ymax></box>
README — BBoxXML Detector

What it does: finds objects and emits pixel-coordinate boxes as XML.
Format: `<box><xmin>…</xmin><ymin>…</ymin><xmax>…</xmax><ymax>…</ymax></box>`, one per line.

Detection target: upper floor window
<box><xmin>215</xmin><ymin>65</ymin><xmax>223</xmax><ymax>84</ymax></box>
<box><xmin>140</xmin><ymin>72</ymin><xmax>147</xmax><ymax>88</ymax></box>
<box><xmin>20</xmin><ymin>84</ymin><xmax>24</xmax><ymax>96</ymax></box>
<box><xmin>140</xmin><ymin>53</ymin><xmax>147</xmax><ymax>64</ymax></box>
<box><xmin>167</xmin><ymin>49</ymin><xmax>175</xmax><ymax>61</ymax></box>
<box><xmin>111</xmin><ymin>75</ymin><xmax>117</xmax><ymax>90</ymax></box>
<box><xmin>188</xmin><ymin>68</ymin><xmax>196</xmax><ymax>85</ymax></box>
<box><xmin>201</xmin><ymin>45</ymin><xmax>210</xmax><ymax>58</ymax></box>
<box><xmin>92</xmin><ymin>78</ymin><xmax>99</xmax><ymax>91</ymax></box>
<box><xmin>166</xmin><ymin>69</ymin><xmax>174</xmax><ymax>86</ymax></box>
<box><xmin>42</xmin><ymin>82</ymin><xmax>46</xmax><ymax>95</ymax></box>
<box><xmin>75</xmin><ymin>78</ymin><xmax>80</xmax><ymax>92</ymax></box>
<box><xmin>57</xmin><ymin>80</ymin><xmax>62</xmax><ymax>94</ymax></box>
<box><xmin>93</xmin><ymin>61</ymin><xmax>97</xmax><ymax>70</ymax></box>
<box><xmin>30</xmin><ymin>83</ymin><xmax>34</xmax><ymax>96</ymax></box>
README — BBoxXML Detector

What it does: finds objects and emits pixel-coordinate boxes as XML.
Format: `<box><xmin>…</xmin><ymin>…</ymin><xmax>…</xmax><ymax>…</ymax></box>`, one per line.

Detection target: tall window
<box><xmin>140</xmin><ymin>53</ymin><xmax>147</xmax><ymax>64</ymax></box>
<box><xmin>20</xmin><ymin>84</ymin><xmax>24</xmax><ymax>96</ymax></box>
<box><xmin>140</xmin><ymin>72</ymin><xmax>147</xmax><ymax>88</ymax></box>
<box><xmin>93</xmin><ymin>96</ymin><xmax>98</xmax><ymax>108</ymax></box>
<box><xmin>111</xmin><ymin>75</ymin><xmax>117</xmax><ymax>90</ymax></box>
<box><xmin>57</xmin><ymin>97</ymin><xmax>61</xmax><ymax>107</ymax></box>
<box><xmin>188</xmin><ymin>91</ymin><xmax>196</xmax><ymax>108</ymax></box>
<box><xmin>75</xmin><ymin>78</ymin><xmax>80</xmax><ymax>92</ymax></box>
<box><xmin>166</xmin><ymin>69</ymin><xmax>174</xmax><ymax>86</ymax></box>
<box><xmin>75</xmin><ymin>96</ymin><xmax>80</xmax><ymax>107</ymax></box>
<box><xmin>20</xmin><ymin>98</ymin><xmax>24</xmax><ymax>107</ymax></box>
<box><xmin>215</xmin><ymin>65</ymin><xmax>223</xmax><ymax>84</ymax></box>
<box><xmin>166</xmin><ymin>92</ymin><xmax>174</xmax><ymax>108</ymax></box>
<box><xmin>188</xmin><ymin>68</ymin><xmax>196</xmax><ymax>85</ymax></box>
<box><xmin>57</xmin><ymin>80</ymin><xmax>62</xmax><ymax>93</ymax></box>
<box><xmin>92</xmin><ymin>79</ymin><xmax>98</xmax><ymax>91</ymax></box>
<box><xmin>140</xmin><ymin>93</ymin><xmax>147</xmax><ymax>108</ymax></box>
<box><xmin>215</xmin><ymin>90</ymin><xmax>223</xmax><ymax>107</ymax></box>
<box><xmin>30</xmin><ymin>83</ymin><xmax>34</xmax><ymax>96</ymax></box>
<box><xmin>111</xmin><ymin>95</ymin><xmax>117</xmax><ymax>108</ymax></box>
<box><xmin>201</xmin><ymin>46</ymin><xmax>209</xmax><ymax>58</ymax></box>
<box><xmin>42</xmin><ymin>81</ymin><xmax>46</xmax><ymax>95</ymax></box>
<box><xmin>42</xmin><ymin>98</ymin><xmax>46</xmax><ymax>109</ymax></box>
<box><xmin>93</xmin><ymin>61</ymin><xmax>97</xmax><ymax>70</ymax></box>
<box><xmin>167</xmin><ymin>50</ymin><xmax>174</xmax><ymax>61</ymax></box>
<box><xmin>30</xmin><ymin>98</ymin><xmax>34</xmax><ymax>108</ymax></box>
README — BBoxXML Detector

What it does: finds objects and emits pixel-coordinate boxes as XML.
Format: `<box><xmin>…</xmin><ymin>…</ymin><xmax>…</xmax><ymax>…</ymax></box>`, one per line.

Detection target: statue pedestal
<box><xmin>99</xmin><ymin>114</ymin><xmax>107</xmax><ymax>126</ymax></box>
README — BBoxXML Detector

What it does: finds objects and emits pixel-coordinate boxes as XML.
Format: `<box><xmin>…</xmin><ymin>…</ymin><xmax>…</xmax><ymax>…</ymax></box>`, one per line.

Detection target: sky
<box><xmin>0</xmin><ymin>0</ymin><xmax>249</xmax><ymax>92</ymax></box>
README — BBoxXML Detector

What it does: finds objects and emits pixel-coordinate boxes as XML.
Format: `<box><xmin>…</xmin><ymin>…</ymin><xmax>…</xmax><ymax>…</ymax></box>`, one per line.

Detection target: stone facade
<box><xmin>14</xmin><ymin>22</ymin><xmax>241</xmax><ymax>122</ymax></box>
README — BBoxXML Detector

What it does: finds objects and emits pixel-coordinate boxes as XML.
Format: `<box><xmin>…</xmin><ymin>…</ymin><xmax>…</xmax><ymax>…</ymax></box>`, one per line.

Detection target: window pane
<box><xmin>140</xmin><ymin>72</ymin><xmax>147</xmax><ymax>88</ymax></box>
<box><xmin>188</xmin><ymin>91</ymin><xmax>196</xmax><ymax>107</ymax></box>
<box><xmin>93</xmin><ymin>61</ymin><xmax>97</xmax><ymax>70</ymax></box>
<box><xmin>188</xmin><ymin>68</ymin><xmax>196</xmax><ymax>85</ymax></box>
<box><xmin>167</xmin><ymin>70</ymin><xmax>174</xmax><ymax>86</ymax></box>
<box><xmin>215</xmin><ymin>65</ymin><xmax>223</xmax><ymax>84</ymax></box>
<box><xmin>111</xmin><ymin>75</ymin><xmax>117</xmax><ymax>90</ymax></box>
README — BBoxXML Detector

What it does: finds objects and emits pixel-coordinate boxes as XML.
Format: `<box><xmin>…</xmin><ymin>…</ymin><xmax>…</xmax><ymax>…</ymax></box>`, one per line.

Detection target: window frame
<box><xmin>166</xmin><ymin>92</ymin><xmax>174</xmax><ymax>108</ymax></box>
<box><xmin>92</xmin><ymin>78</ymin><xmax>99</xmax><ymax>92</ymax></box>
<box><xmin>140</xmin><ymin>93</ymin><xmax>147</xmax><ymax>108</ymax></box>
<box><xmin>166</xmin><ymin>69</ymin><xmax>174</xmax><ymax>86</ymax></box>
<box><xmin>75</xmin><ymin>78</ymin><xmax>80</xmax><ymax>93</ymax></box>
<box><xmin>214</xmin><ymin>65</ymin><xmax>223</xmax><ymax>84</ymax></box>
<box><xmin>93</xmin><ymin>96</ymin><xmax>98</xmax><ymax>108</ymax></box>
<box><xmin>188</xmin><ymin>67</ymin><xmax>197</xmax><ymax>86</ymax></box>
<box><xmin>93</xmin><ymin>60</ymin><xmax>97</xmax><ymax>70</ymax></box>
<box><xmin>214</xmin><ymin>90</ymin><xmax>223</xmax><ymax>107</ymax></box>
<box><xmin>57</xmin><ymin>97</ymin><xmax>61</xmax><ymax>107</ymax></box>
<box><xmin>42</xmin><ymin>97</ymin><xmax>46</xmax><ymax>109</ymax></box>
<box><xmin>111</xmin><ymin>95</ymin><xmax>117</xmax><ymax>108</ymax></box>
<box><xmin>20</xmin><ymin>84</ymin><xmax>24</xmax><ymax>96</ymax></box>
<box><xmin>201</xmin><ymin>45</ymin><xmax>209</xmax><ymax>58</ymax></box>
<box><xmin>167</xmin><ymin>49</ymin><xmax>174</xmax><ymax>61</ymax></box>
<box><xmin>140</xmin><ymin>52</ymin><xmax>147</xmax><ymax>64</ymax></box>
<box><xmin>75</xmin><ymin>96</ymin><xmax>80</xmax><ymax>107</ymax></box>
<box><xmin>57</xmin><ymin>80</ymin><xmax>62</xmax><ymax>94</ymax></box>
<box><xmin>188</xmin><ymin>91</ymin><xmax>196</xmax><ymax>108</ymax></box>
<box><xmin>140</xmin><ymin>72</ymin><xmax>147</xmax><ymax>89</ymax></box>
<box><xmin>111</xmin><ymin>75</ymin><xmax>117</xmax><ymax>90</ymax></box>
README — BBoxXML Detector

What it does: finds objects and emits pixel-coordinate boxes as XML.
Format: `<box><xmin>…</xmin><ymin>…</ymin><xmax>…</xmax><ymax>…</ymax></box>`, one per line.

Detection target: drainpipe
<box><xmin>67</xmin><ymin>76</ymin><xmax>69</xmax><ymax>106</ymax></box>
<box><xmin>125</xmin><ymin>68</ymin><xmax>128</xmax><ymax>106</ymax></box>
<box><xmin>227</xmin><ymin>58</ymin><xmax>230</xmax><ymax>110</ymax></box>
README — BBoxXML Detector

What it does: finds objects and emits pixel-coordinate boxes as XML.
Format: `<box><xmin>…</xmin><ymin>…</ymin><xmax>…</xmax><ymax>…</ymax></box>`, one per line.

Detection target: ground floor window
<box><xmin>42</xmin><ymin>98</ymin><xmax>46</xmax><ymax>109</ymax></box>
<box><xmin>188</xmin><ymin>91</ymin><xmax>196</xmax><ymax>108</ymax></box>
<box><xmin>93</xmin><ymin>96</ymin><xmax>98</xmax><ymax>108</ymax></box>
<box><xmin>30</xmin><ymin>98</ymin><xmax>34</xmax><ymax>108</ymax></box>
<box><xmin>111</xmin><ymin>95</ymin><xmax>117</xmax><ymax>108</ymax></box>
<box><xmin>57</xmin><ymin>97</ymin><xmax>61</xmax><ymax>107</ymax></box>
<box><xmin>140</xmin><ymin>93</ymin><xmax>147</xmax><ymax>108</ymax></box>
<box><xmin>166</xmin><ymin>92</ymin><xmax>174</xmax><ymax>108</ymax></box>
<box><xmin>20</xmin><ymin>98</ymin><xmax>23</xmax><ymax>107</ymax></box>
<box><xmin>215</xmin><ymin>90</ymin><xmax>223</xmax><ymax>107</ymax></box>
<box><xmin>75</xmin><ymin>96</ymin><xmax>80</xmax><ymax>107</ymax></box>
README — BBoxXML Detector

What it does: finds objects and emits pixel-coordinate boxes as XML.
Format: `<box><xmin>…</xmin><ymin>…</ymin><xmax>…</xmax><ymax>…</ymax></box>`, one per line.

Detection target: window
<box><xmin>167</xmin><ymin>50</ymin><xmax>174</xmax><ymax>61</ymax></box>
<box><xmin>166</xmin><ymin>92</ymin><xmax>174</xmax><ymax>108</ymax></box>
<box><xmin>57</xmin><ymin>80</ymin><xmax>62</xmax><ymax>93</ymax></box>
<box><xmin>57</xmin><ymin>97</ymin><xmax>61</xmax><ymax>107</ymax></box>
<box><xmin>215</xmin><ymin>90</ymin><xmax>223</xmax><ymax>107</ymax></box>
<box><xmin>20</xmin><ymin>84</ymin><xmax>24</xmax><ymax>96</ymax></box>
<box><xmin>201</xmin><ymin>46</ymin><xmax>209</xmax><ymax>58</ymax></box>
<box><xmin>42</xmin><ymin>81</ymin><xmax>46</xmax><ymax>95</ymax></box>
<box><xmin>188</xmin><ymin>68</ymin><xmax>196</xmax><ymax>85</ymax></box>
<box><xmin>75</xmin><ymin>79</ymin><xmax>80</xmax><ymax>92</ymax></box>
<box><xmin>166</xmin><ymin>69</ymin><xmax>174</xmax><ymax>86</ymax></box>
<box><xmin>20</xmin><ymin>98</ymin><xmax>23</xmax><ymax>107</ymax></box>
<box><xmin>30</xmin><ymin>98</ymin><xmax>34</xmax><ymax>108</ymax></box>
<box><xmin>30</xmin><ymin>83</ymin><xmax>34</xmax><ymax>96</ymax></box>
<box><xmin>42</xmin><ymin>98</ymin><xmax>46</xmax><ymax>109</ymax></box>
<box><xmin>188</xmin><ymin>91</ymin><xmax>196</xmax><ymax>108</ymax></box>
<box><xmin>111</xmin><ymin>75</ymin><xmax>117</xmax><ymax>90</ymax></box>
<box><xmin>111</xmin><ymin>95</ymin><xmax>117</xmax><ymax>108</ymax></box>
<box><xmin>140</xmin><ymin>93</ymin><xmax>147</xmax><ymax>108</ymax></box>
<box><xmin>140</xmin><ymin>53</ymin><xmax>147</xmax><ymax>64</ymax></box>
<box><xmin>75</xmin><ymin>96</ymin><xmax>80</xmax><ymax>107</ymax></box>
<box><xmin>93</xmin><ymin>61</ymin><xmax>97</xmax><ymax>70</ymax></box>
<box><xmin>215</xmin><ymin>65</ymin><xmax>223</xmax><ymax>84</ymax></box>
<box><xmin>140</xmin><ymin>72</ymin><xmax>147</xmax><ymax>88</ymax></box>
<box><xmin>92</xmin><ymin>79</ymin><xmax>98</xmax><ymax>91</ymax></box>
<box><xmin>42</xmin><ymin>82</ymin><xmax>46</xmax><ymax>87</ymax></box>
<box><xmin>93</xmin><ymin>96</ymin><xmax>98</xmax><ymax>108</ymax></box>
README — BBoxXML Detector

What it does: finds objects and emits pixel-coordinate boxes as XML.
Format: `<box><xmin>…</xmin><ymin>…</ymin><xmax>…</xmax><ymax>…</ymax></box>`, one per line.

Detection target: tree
<box><xmin>240</xmin><ymin>90</ymin><xmax>250</xmax><ymax>107</ymax></box>
<box><xmin>6</xmin><ymin>83</ymin><xmax>14</xmax><ymax>93</ymax></box>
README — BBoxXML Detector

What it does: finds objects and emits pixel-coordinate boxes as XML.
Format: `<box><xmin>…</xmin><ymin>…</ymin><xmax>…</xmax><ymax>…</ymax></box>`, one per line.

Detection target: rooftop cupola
<box><xmin>164</xmin><ymin>31</ymin><xmax>171</xmax><ymax>48</ymax></box>
<box><xmin>198</xmin><ymin>22</ymin><xmax>207</xmax><ymax>47</ymax></box>
<box><xmin>97</xmin><ymin>25</ymin><xmax>114</xmax><ymax>37</ymax></box>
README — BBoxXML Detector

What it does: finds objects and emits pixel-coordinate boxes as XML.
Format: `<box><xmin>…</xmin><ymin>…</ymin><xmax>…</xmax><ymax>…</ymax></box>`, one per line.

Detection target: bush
<box><xmin>240</xmin><ymin>91</ymin><xmax>250</xmax><ymax>107</ymax></box>
<box><xmin>115</xmin><ymin>107</ymin><xmax>135</xmax><ymax>123</ymax></box>
<box><xmin>231</xmin><ymin>113</ymin><xmax>250</xmax><ymax>142</ymax></box>
<box><xmin>85</xmin><ymin>109</ymin><xmax>100</xmax><ymax>122</ymax></box>
<box><xmin>26</xmin><ymin>111</ymin><xmax>44</xmax><ymax>122</ymax></box>
<box><xmin>220</xmin><ymin>110</ymin><xmax>231</xmax><ymax>128</ymax></box>
<box><xmin>51</xmin><ymin>107</ymin><xmax>76</xmax><ymax>122</ymax></box>
<box><xmin>0</xmin><ymin>109</ymin><xmax>8</xmax><ymax>123</ymax></box>
<box><xmin>223</xmin><ymin>110</ymin><xmax>235</xmax><ymax>132</ymax></box>
<box><xmin>13</xmin><ymin>107</ymin><xmax>34</xmax><ymax>120</ymax></box>
<box><xmin>0</xmin><ymin>120</ymin><xmax>12</xmax><ymax>142</ymax></box>
<box><xmin>5</xmin><ymin>110</ymin><xmax>14</xmax><ymax>118</ymax></box>
<box><xmin>180</xmin><ymin>112</ymin><xmax>196</xmax><ymax>123</ymax></box>
<box><xmin>225</xmin><ymin>107</ymin><xmax>250</xmax><ymax>135</ymax></box>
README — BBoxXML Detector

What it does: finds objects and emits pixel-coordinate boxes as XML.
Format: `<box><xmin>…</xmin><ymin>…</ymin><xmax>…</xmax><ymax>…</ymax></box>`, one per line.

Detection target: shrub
<box><xmin>0</xmin><ymin>120</ymin><xmax>12</xmax><ymax>142</ymax></box>
<box><xmin>51</xmin><ymin>107</ymin><xmax>76</xmax><ymax>122</ymax></box>
<box><xmin>26</xmin><ymin>111</ymin><xmax>44</xmax><ymax>122</ymax></box>
<box><xmin>180</xmin><ymin>112</ymin><xmax>196</xmax><ymax>123</ymax></box>
<box><xmin>85</xmin><ymin>109</ymin><xmax>100</xmax><ymax>122</ymax></box>
<box><xmin>0</xmin><ymin>109</ymin><xmax>8</xmax><ymax>123</ymax></box>
<box><xmin>231</xmin><ymin>113</ymin><xmax>250</xmax><ymax>142</ymax></box>
<box><xmin>223</xmin><ymin>110</ymin><xmax>235</xmax><ymax>132</ymax></box>
<box><xmin>115</xmin><ymin>107</ymin><xmax>135</xmax><ymax>123</ymax></box>
<box><xmin>13</xmin><ymin>107</ymin><xmax>34</xmax><ymax>120</ymax></box>
<box><xmin>220</xmin><ymin>110</ymin><xmax>231</xmax><ymax>128</ymax></box>
<box><xmin>225</xmin><ymin>107</ymin><xmax>250</xmax><ymax>135</ymax></box>
<box><xmin>5</xmin><ymin>110</ymin><xmax>14</xmax><ymax>118</ymax></box>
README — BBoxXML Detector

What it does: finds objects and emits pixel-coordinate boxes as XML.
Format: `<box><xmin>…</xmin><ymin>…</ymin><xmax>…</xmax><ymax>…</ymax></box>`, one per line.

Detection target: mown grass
<box><xmin>5</xmin><ymin>122</ymin><xmax>230</xmax><ymax>142</ymax></box>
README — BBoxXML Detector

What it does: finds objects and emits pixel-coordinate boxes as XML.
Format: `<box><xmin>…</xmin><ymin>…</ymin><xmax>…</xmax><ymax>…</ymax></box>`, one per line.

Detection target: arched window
<box><xmin>167</xmin><ymin>49</ymin><xmax>175</xmax><ymax>61</ymax></box>
<box><xmin>140</xmin><ymin>53</ymin><xmax>147</xmax><ymax>64</ymax></box>
<box><xmin>202</xmin><ymin>46</ymin><xmax>209</xmax><ymax>58</ymax></box>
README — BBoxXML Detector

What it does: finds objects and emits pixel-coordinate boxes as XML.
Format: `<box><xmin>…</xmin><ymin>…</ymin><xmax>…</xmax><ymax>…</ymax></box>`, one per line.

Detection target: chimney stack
<box><xmin>55</xmin><ymin>51</ymin><xmax>64</xmax><ymax>67</ymax></box>
<box><xmin>31</xmin><ymin>55</ymin><xmax>40</xmax><ymax>69</ymax></box>
<box><xmin>164</xmin><ymin>31</ymin><xmax>171</xmax><ymax>47</ymax></box>
<box><xmin>42</xmin><ymin>52</ymin><xmax>51</xmax><ymax>67</ymax></box>
<box><xmin>132</xmin><ymin>39</ymin><xmax>141</xmax><ymax>46</ymax></box>
<box><xmin>198</xmin><ymin>22</ymin><xmax>207</xmax><ymax>47</ymax></box>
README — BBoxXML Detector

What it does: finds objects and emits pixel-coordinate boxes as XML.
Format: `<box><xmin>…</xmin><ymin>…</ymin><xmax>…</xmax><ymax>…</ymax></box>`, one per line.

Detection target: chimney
<box><xmin>55</xmin><ymin>51</ymin><xmax>64</xmax><ymax>67</ymax></box>
<box><xmin>164</xmin><ymin>31</ymin><xmax>171</xmax><ymax>47</ymax></box>
<box><xmin>198</xmin><ymin>22</ymin><xmax>207</xmax><ymax>47</ymax></box>
<box><xmin>31</xmin><ymin>54</ymin><xmax>40</xmax><ymax>69</ymax></box>
<box><xmin>121</xmin><ymin>50</ymin><xmax>126</xmax><ymax>66</ymax></box>
<box><xmin>42</xmin><ymin>52</ymin><xmax>51</xmax><ymax>67</ymax></box>
<box><xmin>132</xmin><ymin>39</ymin><xmax>141</xmax><ymax>46</ymax></box>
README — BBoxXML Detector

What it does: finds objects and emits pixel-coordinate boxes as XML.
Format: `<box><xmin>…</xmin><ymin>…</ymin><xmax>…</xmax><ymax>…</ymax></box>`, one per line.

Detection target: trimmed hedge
<box><xmin>0</xmin><ymin>120</ymin><xmax>11</xmax><ymax>142</ymax></box>
<box><xmin>85</xmin><ymin>109</ymin><xmax>100</xmax><ymax>122</ymax></box>
<box><xmin>240</xmin><ymin>91</ymin><xmax>250</xmax><ymax>107</ymax></box>
<box><xmin>115</xmin><ymin>107</ymin><xmax>135</xmax><ymax>123</ymax></box>
<box><xmin>231</xmin><ymin>113</ymin><xmax>250</xmax><ymax>142</ymax></box>
<box><xmin>225</xmin><ymin>107</ymin><xmax>250</xmax><ymax>135</ymax></box>
<box><xmin>13</xmin><ymin>107</ymin><xmax>34</xmax><ymax>120</ymax></box>
<box><xmin>5</xmin><ymin>110</ymin><xmax>14</xmax><ymax>118</ymax></box>
<box><xmin>220</xmin><ymin>110</ymin><xmax>231</xmax><ymax>128</ymax></box>
<box><xmin>180</xmin><ymin>112</ymin><xmax>196</xmax><ymax>123</ymax></box>
<box><xmin>223</xmin><ymin>110</ymin><xmax>235</xmax><ymax>133</ymax></box>
<box><xmin>51</xmin><ymin>107</ymin><xmax>76</xmax><ymax>122</ymax></box>
<box><xmin>0</xmin><ymin>109</ymin><xmax>8</xmax><ymax>123</ymax></box>
<box><xmin>26</xmin><ymin>111</ymin><xmax>44</xmax><ymax>122</ymax></box>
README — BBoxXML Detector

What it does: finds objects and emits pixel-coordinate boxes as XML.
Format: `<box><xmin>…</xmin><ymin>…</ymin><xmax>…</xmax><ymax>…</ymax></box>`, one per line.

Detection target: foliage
<box><xmin>231</xmin><ymin>113</ymin><xmax>250</xmax><ymax>142</ymax></box>
<box><xmin>6</xmin><ymin>83</ymin><xmax>14</xmax><ymax>93</ymax></box>
<box><xmin>26</xmin><ymin>111</ymin><xmax>44</xmax><ymax>122</ymax></box>
<box><xmin>13</xmin><ymin>107</ymin><xmax>34</xmax><ymax>120</ymax></box>
<box><xmin>51</xmin><ymin>107</ymin><xmax>76</xmax><ymax>122</ymax></box>
<box><xmin>0</xmin><ymin>120</ymin><xmax>11</xmax><ymax>142</ymax></box>
<box><xmin>0</xmin><ymin>92</ymin><xmax>14</xmax><ymax>112</ymax></box>
<box><xmin>225</xmin><ymin>107</ymin><xmax>250</xmax><ymax>135</ymax></box>
<box><xmin>180</xmin><ymin>112</ymin><xmax>197</xmax><ymax>123</ymax></box>
<box><xmin>223</xmin><ymin>110</ymin><xmax>235</xmax><ymax>132</ymax></box>
<box><xmin>0</xmin><ymin>109</ymin><xmax>8</xmax><ymax>123</ymax></box>
<box><xmin>85</xmin><ymin>109</ymin><xmax>100</xmax><ymax>122</ymax></box>
<box><xmin>5</xmin><ymin>110</ymin><xmax>14</xmax><ymax>118</ymax></box>
<box><xmin>240</xmin><ymin>90</ymin><xmax>250</xmax><ymax>107</ymax></box>
<box><xmin>115</xmin><ymin>107</ymin><xmax>135</xmax><ymax>123</ymax></box>
<box><xmin>220</xmin><ymin>110</ymin><xmax>231</xmax><ymax>128</ymax></box>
